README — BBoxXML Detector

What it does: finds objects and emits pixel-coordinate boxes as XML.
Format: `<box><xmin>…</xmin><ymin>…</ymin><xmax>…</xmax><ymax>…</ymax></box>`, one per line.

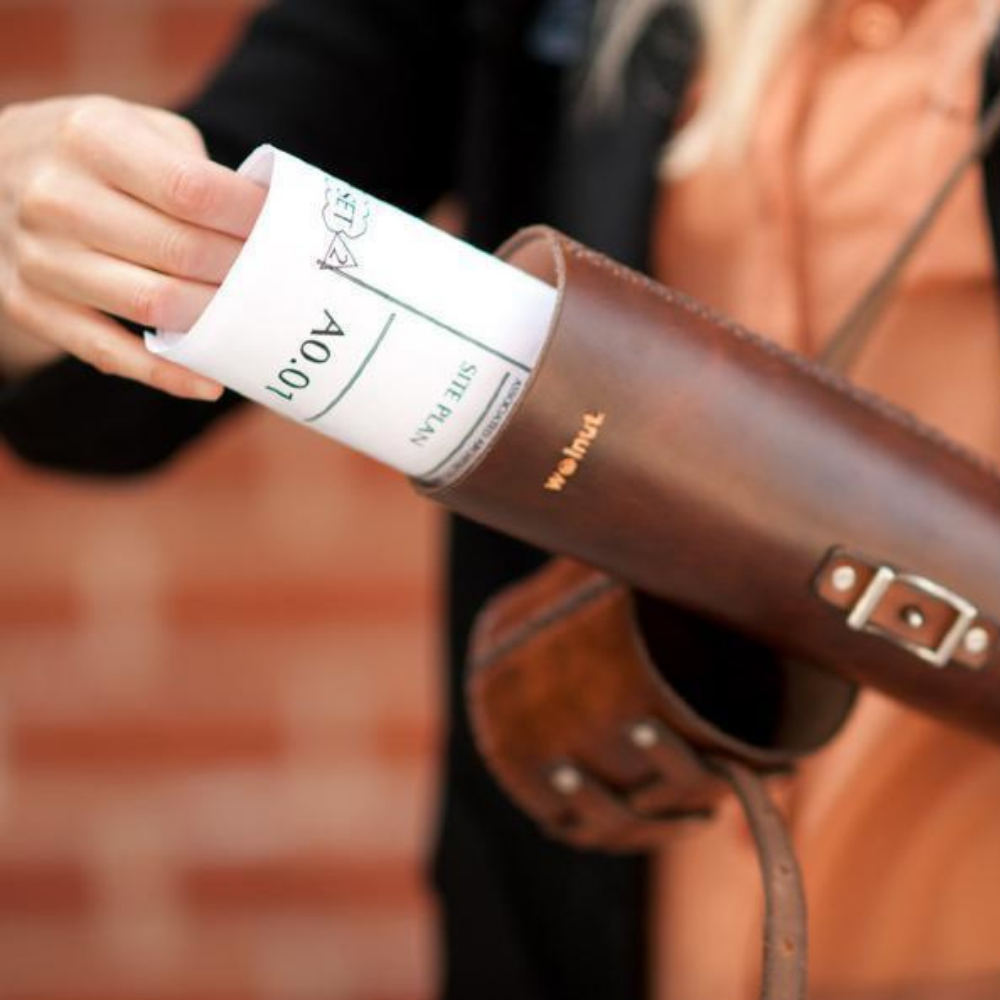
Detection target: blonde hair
<box><xmin>591</xmin><ymin>0</ymin><xmax>1000</xmax><ymax>179</ymax></box>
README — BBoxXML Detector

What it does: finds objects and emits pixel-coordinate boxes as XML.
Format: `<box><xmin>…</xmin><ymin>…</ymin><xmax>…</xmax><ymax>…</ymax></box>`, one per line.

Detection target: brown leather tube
<box><xmin>419</xmin><ymin>226</ymin><xmax>1000</xmax><ymax>743</ymax></box>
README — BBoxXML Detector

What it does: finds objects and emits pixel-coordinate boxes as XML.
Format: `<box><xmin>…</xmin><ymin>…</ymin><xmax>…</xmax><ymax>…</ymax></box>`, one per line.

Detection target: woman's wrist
<box><xmin>0</xmin><ymin>320</ymin><xmax>66</xmax><ymax>384</ymax></box>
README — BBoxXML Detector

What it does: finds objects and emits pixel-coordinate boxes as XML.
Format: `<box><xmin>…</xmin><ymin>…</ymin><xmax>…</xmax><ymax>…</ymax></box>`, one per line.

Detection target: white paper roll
<box><xmin>146</xmin><ymin>145</ymin><xmax>556</xmax><ymax>484</ymax></box>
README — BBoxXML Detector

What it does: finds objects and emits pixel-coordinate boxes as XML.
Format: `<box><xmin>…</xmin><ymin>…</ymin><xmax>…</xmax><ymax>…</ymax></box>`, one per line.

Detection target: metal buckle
<box><xmin>846</xmin><ymin>566</ymin><xmax>978</xmax><ymax>668</ymax></box>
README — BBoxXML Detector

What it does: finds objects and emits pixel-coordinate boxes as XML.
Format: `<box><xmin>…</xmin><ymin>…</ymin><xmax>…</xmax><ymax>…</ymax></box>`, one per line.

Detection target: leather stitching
<box><xmin>472</xmin><ymin>573</ymin><xmax>620</xmax><ymax>672</ymax></box>
<box><xmin>565</xmin><ymin>241</ymin><xmax>1000</xmax><ymax>490</ymax></box>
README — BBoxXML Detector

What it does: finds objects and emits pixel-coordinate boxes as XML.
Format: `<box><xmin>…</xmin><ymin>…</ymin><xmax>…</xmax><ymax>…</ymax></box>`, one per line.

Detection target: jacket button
<box><xmin>847</xmin><ymin>1</ymin><xmax>904</xmax><ymax>49</ymax></box>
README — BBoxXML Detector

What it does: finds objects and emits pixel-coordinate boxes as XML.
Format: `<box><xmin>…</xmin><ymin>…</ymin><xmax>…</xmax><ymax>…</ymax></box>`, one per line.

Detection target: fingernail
<box><xmin>192</xmin><ymin>381</ymin><xmax>224</xmax><ymax>401</ymax></box>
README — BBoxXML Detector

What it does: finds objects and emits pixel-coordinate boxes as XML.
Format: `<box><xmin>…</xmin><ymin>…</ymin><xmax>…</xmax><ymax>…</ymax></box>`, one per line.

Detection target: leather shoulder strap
<box><xmin>821</xmin><ymin>85</ymin><xmax>1000</xmax><ymax>374</ymax></box>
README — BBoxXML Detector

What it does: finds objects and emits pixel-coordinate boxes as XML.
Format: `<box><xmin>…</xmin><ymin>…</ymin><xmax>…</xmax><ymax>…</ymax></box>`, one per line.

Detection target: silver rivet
<box><xmin>550</xmin><ymin>764</ymin><xmax>582</xmax><ymax>795</ymax></box>
<box><xmin>831</xmin><ymin>565</ymin><xmax>858</xmax><ymax>592</ymax></box>
<box><xmin>629</xmin><ymin>721</ymin><xmax>660</xmax><ymax>749</ymax></box>
<box><xmin>964</xmin><ymin>626</ymin><xmax>990</xmax><ymax>656</ymax></box>
<box><xmin>900</xmin><ymin>605</ymin><xmax>926</xmax><ymax>630</ymax></box>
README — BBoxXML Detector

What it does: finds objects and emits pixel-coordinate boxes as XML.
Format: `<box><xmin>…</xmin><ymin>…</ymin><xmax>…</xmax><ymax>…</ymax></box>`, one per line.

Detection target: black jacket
<box><xmin>3</xmin><ymin>3</ymin><xmax>1000</xmax><ymax>997</ymax></box>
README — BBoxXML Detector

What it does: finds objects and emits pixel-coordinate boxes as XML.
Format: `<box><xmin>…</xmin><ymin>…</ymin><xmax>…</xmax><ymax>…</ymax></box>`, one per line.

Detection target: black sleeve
<box><xmin>0</xmin><ymin>349</ymin><xmax>244</xmax><ymax>477</ymax></box>
<box><xmin>182</xmin><ymin>0</ymin><xmax>465</xmax><ymax>208</ymax></box>
<box><xmin>0</xmin><ymin>0</ymin><xmax>465</xmax><ymax>476</ymax></box>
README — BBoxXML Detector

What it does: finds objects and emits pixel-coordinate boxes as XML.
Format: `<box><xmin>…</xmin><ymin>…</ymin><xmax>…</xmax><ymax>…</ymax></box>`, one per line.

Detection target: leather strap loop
<box><xmin>814</xmin><ymin>548</ymin><xmax>997</xmax><ymax>670</ymax></box>
<box><xmin>547</xmin><ymin>762</ymin><xmax>653</xmax><ymax>848</ymax></box>
<box><xmin>623</xmin><ymin>717</ymin><xmax>723</xmax><ymax>816</ymax></box>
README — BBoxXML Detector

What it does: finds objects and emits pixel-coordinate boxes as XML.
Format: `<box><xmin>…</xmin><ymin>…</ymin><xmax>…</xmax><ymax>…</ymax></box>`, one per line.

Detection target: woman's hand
<box><xmin>0</xmin><ymin>95</ymin><xmax>266</xmax><ymax>400</ymax></box>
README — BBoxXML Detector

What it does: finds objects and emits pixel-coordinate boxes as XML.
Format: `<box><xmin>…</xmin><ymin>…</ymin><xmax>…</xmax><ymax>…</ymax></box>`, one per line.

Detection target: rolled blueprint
<box><xmin>146</xmin><ymin>146</ymin><xmax>557</xmax><ymax>485</ymax></box>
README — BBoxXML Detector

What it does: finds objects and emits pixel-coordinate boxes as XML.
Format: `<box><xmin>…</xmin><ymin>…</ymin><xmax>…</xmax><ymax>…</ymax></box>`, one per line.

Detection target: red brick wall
<box><xmin>0</xmin><ymin>3</ymin><xmax>441</xmax><ymax>998</ymax></box>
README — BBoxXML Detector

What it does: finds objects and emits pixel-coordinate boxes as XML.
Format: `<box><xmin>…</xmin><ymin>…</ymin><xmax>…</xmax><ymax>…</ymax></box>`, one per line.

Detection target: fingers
<box><xmin>4</xmin><ymin>277</ymin><xmax>222</xmax><ymax>401</ymax></box>
<box><xmin>94</xmin><ymin>191</ymin><xmax>245</xmax><ymax>286</ymax></box>
<box><xmin>24</xmin><ymin>171</ymin><xmax>245</xmax><ymax>286</ymax></box>
<box><xmin>18</xmin><ymin>234</ymin><xmax>219</xmax><ymax>332</ymax></box>
<box><xmin>137</xmin><ymin>106</ymin><xmax>209</xmax><ymax>157</ymax></box>
<box><xmin>68</xmin><ymin>105</ymin><xmax>267</xmax><ymax>238</ymax></box>
<box><xmin>0</xmin><ymin>96</ymin><xmax>258</xmax><ymax>394</ymax></box>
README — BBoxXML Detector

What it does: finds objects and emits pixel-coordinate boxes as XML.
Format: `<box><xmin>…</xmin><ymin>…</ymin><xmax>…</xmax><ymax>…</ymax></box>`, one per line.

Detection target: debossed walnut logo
<box><xmin>317</xmin><ymin>180</ymin><xmax>371</xmax><ymax>272</ymax></box>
